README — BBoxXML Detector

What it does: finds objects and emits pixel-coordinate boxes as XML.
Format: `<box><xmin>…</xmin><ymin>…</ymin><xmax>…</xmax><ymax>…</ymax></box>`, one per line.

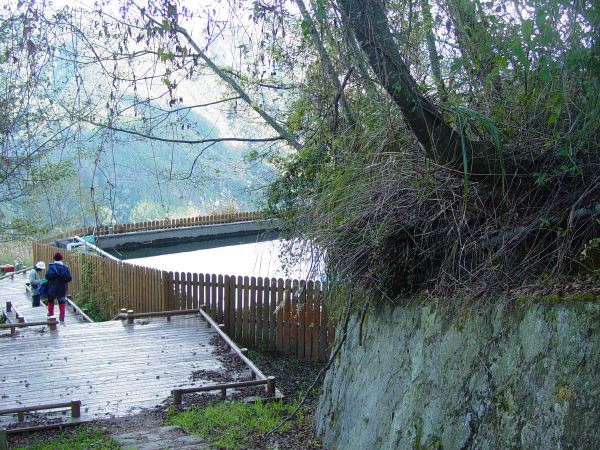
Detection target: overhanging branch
<box><xmin>91</xmin><ymin>121</ymin><xmax>286</xmax><ymax>144</ymax></box>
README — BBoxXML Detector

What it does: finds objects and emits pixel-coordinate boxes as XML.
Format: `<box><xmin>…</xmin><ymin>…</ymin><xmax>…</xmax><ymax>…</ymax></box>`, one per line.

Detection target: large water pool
<box><xmin>119</xmin><ymin>234</ymin><xmax>323</xmax><ymax>280</ymax></box>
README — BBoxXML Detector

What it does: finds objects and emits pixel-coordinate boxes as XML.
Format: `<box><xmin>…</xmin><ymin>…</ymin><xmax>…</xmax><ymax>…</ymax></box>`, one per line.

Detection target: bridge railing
<box><xmin>33</xmin><ymin>212</ymin><xmax>332</xmax><ymax>362</ymax></box>
<box><xmin>37</xmin><ymin>211</ymin><xmax>264</xmax><ymax>244</ymax></box>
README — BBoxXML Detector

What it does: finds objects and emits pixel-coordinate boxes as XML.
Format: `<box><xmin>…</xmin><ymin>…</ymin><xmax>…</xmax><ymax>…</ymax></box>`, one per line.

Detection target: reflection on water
<box><xmin>127</xmin><ymin>238</ymin><xmax>323</xmax><ymax>280</ymax></box>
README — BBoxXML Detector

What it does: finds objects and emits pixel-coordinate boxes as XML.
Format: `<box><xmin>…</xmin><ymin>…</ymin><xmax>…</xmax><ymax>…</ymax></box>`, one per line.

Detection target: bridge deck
<box><xmin>0</xmin><ymin>315</ymin><xmax>233</xmax><ymax>428</ymax></box>
<box><xmin>0</xmin><ymin>273</ymin><xmax>86</xmax><ymax>325</ymax></box>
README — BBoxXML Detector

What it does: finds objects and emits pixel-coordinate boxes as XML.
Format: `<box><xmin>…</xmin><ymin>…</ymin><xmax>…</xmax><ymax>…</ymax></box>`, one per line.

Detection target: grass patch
<box><xmin>12</xmin><ymin>426</ymin><xmax>120</xmax><ymax>450</ymax></box>
<box><xmin>167</xmin><ymin>399</ymin><xmax>299</xmax><ymax>449</ymax></box>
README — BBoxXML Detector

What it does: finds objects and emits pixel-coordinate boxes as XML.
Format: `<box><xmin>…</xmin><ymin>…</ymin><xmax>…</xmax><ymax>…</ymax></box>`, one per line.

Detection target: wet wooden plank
<box><xmin>249</xmin><ymin>277</ymin><xmax>256</xmax><ymax>348</ymax></box>
<box><xmin>235</xmin><ymin>276</ymin><xmax>243</xmax><ymax>342</ymax></box>
<box><xmin>298</xmin><ymin>280</ymin><xmax>306</xmax><ymax>360</ymax></box>
<box><xmin>312</xmin><ymin>281</ymin><xmax>321</xmax><ymax>361</ymax></box>
<box><xmin>290</xmin><ymin>280</ymin><xmax>298</xmax><ymax>357</ymax></box>
<box><xmin>305</xmin><ymin>280</ymin><xmax>314</xmax><ymax>361</ymax></box>
<box><xmin>270</xmin><ymin>278</ymin><xmax>278</xmax><ymax>351</ymax></box>
<box><xmin>256</xmin><ymin>278</ymin><xmax>263</xmax><ymax>349</ymax></box>
<box><xmin>0</xmin><ymin>315</ymin><xmax>235</xmax><ymax>427</ymax></box>
<box><xmin>0</xmin><ymin>276</ymin><xmax>84</xmax><ymax>325</ymax></box>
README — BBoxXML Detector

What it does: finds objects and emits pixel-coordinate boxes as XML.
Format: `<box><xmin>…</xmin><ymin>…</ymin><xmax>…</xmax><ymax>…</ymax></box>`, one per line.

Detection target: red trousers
<box><xmin>47</xmin><ymin>300</ymin><xmax>66</xmax><ymax>319</ymax></box>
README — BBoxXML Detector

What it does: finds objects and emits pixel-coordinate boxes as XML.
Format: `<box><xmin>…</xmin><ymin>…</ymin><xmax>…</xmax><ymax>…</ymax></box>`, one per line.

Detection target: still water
<box><xmin>119</xmin><ymin>233</ymin><xmax>323</xmax><ymax>280</ymax></box>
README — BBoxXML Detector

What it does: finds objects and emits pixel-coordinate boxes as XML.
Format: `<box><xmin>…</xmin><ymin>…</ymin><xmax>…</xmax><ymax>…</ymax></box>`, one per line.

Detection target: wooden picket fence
<box><xmin>33</xmin><ymin>213</ymin><xmax>331</xmax><ymax>361</ymax></box>
<box><xmin>38</xmin><ymin>211</ymin><xmax>264</xmax><ymax>244</ymax></box>
<box><xmin>176</xmin><ymin>273</ymin><xmax>331</xmax><ymax>361</ymax></box>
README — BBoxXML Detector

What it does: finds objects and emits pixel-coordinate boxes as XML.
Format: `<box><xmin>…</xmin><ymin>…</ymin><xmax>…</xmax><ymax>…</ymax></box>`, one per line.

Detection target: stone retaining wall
<box><xmin>316</xmin><ymin>300</ymin><xmax>600</xmax><ymax>449</ymax></box>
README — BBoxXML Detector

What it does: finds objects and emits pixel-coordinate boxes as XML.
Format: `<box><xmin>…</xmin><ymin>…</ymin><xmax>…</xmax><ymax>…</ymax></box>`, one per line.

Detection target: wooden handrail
<box><xmin>37</xmin><ymin>212</ymin><xmax>264</xmax><ymax>240</ymax></box>
<box><xmin>0</xmin><ymin>400</ymin><xmax>81</xmax><ymax>422</ymax></box>
<box><xmin>65</xmin><ymin>297</ymin><xmax>93</xmax><ymax>323</ymax></box>
<box><xmin>172</xmin><ymin>377</ymin><xmax>276</xmax><ymax>405</ymax></box>
<box><xmin>116</xmin><ymin>308</ymin><xmax>200</xmax><ymax>324</ymax></box>
<box><xmin>0</xmin><ymin>266</ymin><xmax>31</xmax><ymax>281</ymax></box>
<box><xmin>197</xmin><ymin>305</ymin><xmax>268</xmax><ymax>382</ymax></box>
<box><xmin>5</xmin><ymin>302</ymin><xmax>25</xmax><ymax>324</ymax></box>
<box><xmin>0</xmin><ymin>318</ymin><xmax>58</xmax><ymax>334</ymax></box>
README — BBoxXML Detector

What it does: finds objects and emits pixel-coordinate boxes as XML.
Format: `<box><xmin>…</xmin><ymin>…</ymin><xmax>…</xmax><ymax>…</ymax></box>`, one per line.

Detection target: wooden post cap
<box><xmin>266</xmin><ymin>376</ymin><xmax>276</xmax><ymax>396</ymax></box>
<box><xmin>71</xmin><ymin>400</ymin><xmax>81</xmax><ymax>418</ymax></box>
<box><xmin>172</xmin><ymin>390</ymin><xmax>182</xmax><ymax>406</ymax></box>
<box><xmin>47</xmin><ymin>317</ymin><xmax>58</xmax><ymax>331</ymax></box>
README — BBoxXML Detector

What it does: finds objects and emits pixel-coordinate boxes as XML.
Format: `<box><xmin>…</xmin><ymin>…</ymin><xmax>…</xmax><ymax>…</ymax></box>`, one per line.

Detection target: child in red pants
<box><xmin>45</xmin><ymin>252</ymin><xmax>72</xmax><ymax>322</ymax></box>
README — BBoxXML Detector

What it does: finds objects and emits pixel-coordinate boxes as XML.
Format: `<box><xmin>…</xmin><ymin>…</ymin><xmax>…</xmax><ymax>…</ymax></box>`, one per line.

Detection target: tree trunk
<box><xmin>336</xmin><ymin>0</ymin><xmax>502</xmax><ymax>179</ymax></box>
<box><xmin>420</xmin><ymin>0</ymin><xmax>446</xmax><ymax>99</ymax></box>
<box><xmin>295</xmin><ymin>0</ymin><xmax>354</xmax><ymax>126</ymax></box>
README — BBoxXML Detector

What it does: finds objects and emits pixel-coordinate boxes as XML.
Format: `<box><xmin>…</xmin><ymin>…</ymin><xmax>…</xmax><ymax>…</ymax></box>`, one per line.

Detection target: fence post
<box><xmin>160</xmin><ymin>270</ymin><xmax>171</xmax><ymax>311</ymax></box>
<box><xmin>223</xmin><ymin>276</ymin><xmax>231</xmax><ymax>334</ymax></box>
<box><xmin>172</xmin><ymin>389</ymin><xmax>182</xmax><ymax>406</ymax></box>
<box><xmin>48</xmin><ymin>317</ymin><xmax>57</xmax><ymax>331</ymax></box>
<box><xmin>5</xmin><ymin>302</ymin><xmax>11</xmax><ymax>313</ymax></box>
<box><xmin>266</xmin><ymin>376</ymin><xmax>276</xmax><ymax>396</ymax></box>
<box><xmin>71</xmin><ymin>400</ymin><xmax>81</xmax><ymax>418</ymax></box>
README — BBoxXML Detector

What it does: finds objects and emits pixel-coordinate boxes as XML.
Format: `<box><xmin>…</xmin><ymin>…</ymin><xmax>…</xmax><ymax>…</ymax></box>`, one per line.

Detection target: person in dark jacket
<box><xmin>45</xmin><ymin>252</ymin><xmax>72</xmax><ymax>322</ymax></box>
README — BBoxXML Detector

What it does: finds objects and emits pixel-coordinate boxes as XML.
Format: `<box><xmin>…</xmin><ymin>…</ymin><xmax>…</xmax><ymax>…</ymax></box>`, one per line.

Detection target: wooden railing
<box><xmin>33</xmin><ymin>212</ymin><xmax>332</xmax><ymax>362</ymax></box>
<box><xmin>0</xmin><ymin>266</ymin><xmax>30</xmax><ymax>281</ymax></box>
<box><xmin>174</xmin><ymin>274</ymin><xmax>331</xmax><ymax>361</ymax></box>
<box><xmin>4</xmin><ymin>301</ymin><xmax>26</xmax><ymax>325</ymax></box>
<box><xmin>38</xmin><ymin>211</ymin><xmax>264</xmax><ymax>244</ymax></box>
<box><xmin>0</xmin><ymin>317</ymin><xmax>58</xmax><ymax>335</ymax></box>
<box><xmin>0</xmin><ymin>400</ymin><xmax>81</xmax><ymax>422</ymax></box>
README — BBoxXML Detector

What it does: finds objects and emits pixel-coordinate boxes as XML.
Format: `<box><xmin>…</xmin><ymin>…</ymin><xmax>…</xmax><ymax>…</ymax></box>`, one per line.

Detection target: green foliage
<box><xmin>12</xmin><ymin>426</ymin><xmax>119</xmax><ymax>450</ymax></box>
<box><xmin>73</xmin><ymin>257</ymin><xmax>112</xmax><ymax>322</ymax></box>
<box><xmin>266</xmin><ymin>0</ymin><xmax>600</xmax><ymax>305</ymax></box>
<box><xmin>167</xmin><ymin>400</ymin><xmax>298</xmax><ymax>449</ymax></box>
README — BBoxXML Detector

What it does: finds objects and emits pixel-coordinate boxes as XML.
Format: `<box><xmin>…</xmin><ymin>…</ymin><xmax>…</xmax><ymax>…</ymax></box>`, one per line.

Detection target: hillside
<box><xmin>4</xmin><ymin>106</ymin><xmax>274</xmax><ymax>232</ymax></box>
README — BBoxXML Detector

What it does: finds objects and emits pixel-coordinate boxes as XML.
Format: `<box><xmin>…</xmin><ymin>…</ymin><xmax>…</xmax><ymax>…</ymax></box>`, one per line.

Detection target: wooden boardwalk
<box><xmin>0</xmin><ymin>273</ymin><xmax>86</xmax><ymax>325</ymax></box>
<box><xmin>0</xmin><ymin>314</ymin><xmax>231</xmax><ymax>428</ymax></box>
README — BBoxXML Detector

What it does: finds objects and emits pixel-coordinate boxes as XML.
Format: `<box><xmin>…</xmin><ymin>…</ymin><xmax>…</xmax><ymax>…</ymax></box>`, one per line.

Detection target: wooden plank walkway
<box><xmin>0</xmin><ymin>274</ymin><xmax>86</xmax><ymax>325</ymax></box>
<box><xmin>0</xmin><ymin>315</ymin><xmax>231</xmax><ymax>428</ymax></box>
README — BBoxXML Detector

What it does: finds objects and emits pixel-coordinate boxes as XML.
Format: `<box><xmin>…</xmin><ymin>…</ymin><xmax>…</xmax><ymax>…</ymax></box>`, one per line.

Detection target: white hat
<box><xmin>35</xmin><ymin>261</ymin><xmax>46</xmax><ymax>270</ymax></box>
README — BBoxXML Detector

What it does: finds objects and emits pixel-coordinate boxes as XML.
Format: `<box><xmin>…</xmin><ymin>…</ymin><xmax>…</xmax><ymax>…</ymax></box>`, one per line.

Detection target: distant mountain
<box><xmin>8</xmin><ymin>104</ymin><xmax>275</xmax><ymax>233</ymax></box>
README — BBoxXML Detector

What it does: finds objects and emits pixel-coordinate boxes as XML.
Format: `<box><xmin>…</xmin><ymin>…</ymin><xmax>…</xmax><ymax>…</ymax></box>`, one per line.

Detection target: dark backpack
<box><xmin>38</xmin><ymin>279</ymin><xmax>48</xmax><ymax>298</ymax></box>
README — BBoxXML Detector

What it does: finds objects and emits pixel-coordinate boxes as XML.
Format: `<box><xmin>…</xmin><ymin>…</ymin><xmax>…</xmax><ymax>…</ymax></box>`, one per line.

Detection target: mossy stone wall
<box><xmin>316</xmin><ymin>301</ymin><xmax>600</xmax><ymax>449</ymax></box>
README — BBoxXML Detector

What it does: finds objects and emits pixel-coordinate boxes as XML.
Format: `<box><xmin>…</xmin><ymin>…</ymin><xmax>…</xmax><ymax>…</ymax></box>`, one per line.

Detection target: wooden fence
<box><xmin>33</xmin><ymin>213</ymin><xmax>331</xmax><ymax>361</ymax></box>
<box><xmin>38</xmin><ymin>211</ymin><xmax>264</xmax><ymax>244</ymax></box>
<box><xmin>176</xmin><ymin>274</ymin><xmax>331</xmax><ymax>361</ymax></box>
